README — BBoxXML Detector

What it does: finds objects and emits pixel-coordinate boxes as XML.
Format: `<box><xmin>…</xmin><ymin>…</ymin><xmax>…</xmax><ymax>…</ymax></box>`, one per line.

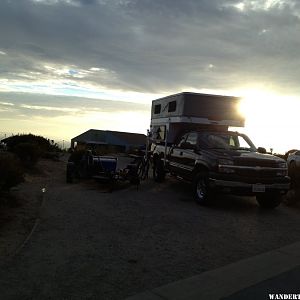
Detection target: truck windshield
<box><xmin>198</xmin><ymin>132</ymin><xmax>256</xmax><ymax>151</ymax></box>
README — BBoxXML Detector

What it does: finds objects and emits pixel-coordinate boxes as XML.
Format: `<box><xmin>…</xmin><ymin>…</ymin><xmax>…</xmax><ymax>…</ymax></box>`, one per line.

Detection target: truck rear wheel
<box><xmin>256</xmin><ymin>194</ymin><xmax>282</xmax><ymax>209</ymax></box>
<box><xmin>193</xmin><ymin>172</ymin><xmax>211</xmax><ymax>205</ymax></box>
<box><xmin>153</xmin><ymin>159</ymin><xmax>165</xmax><ymax>182</ymax></box>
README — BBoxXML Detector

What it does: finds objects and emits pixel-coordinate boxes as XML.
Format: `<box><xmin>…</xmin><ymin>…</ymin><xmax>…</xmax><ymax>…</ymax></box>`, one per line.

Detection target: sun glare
<box><xmin>238</xmin><ymin>90</ymin><xmax>300</xmax><ymax>153</ymax></box>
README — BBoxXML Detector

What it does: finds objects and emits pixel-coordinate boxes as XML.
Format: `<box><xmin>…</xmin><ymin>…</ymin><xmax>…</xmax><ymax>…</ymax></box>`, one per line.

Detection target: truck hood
<box><xmin>203</xmin><ymin>149</ymin><xmax>285</xmax><ymax>166</ymax></box>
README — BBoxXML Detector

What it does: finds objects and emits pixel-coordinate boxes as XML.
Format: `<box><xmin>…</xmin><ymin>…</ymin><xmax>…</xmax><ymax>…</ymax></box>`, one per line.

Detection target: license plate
<box><xmin>252</xmin><ymin>184</ymin><xmax>265</xmax><ymax>193</ymax></box>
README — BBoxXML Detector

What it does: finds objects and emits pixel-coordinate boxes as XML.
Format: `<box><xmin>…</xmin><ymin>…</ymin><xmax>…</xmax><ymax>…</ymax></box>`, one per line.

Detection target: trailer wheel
<box><xmin>193</xmin><ymin>172</ymin><xmax>211</xmax><ymax>205</ymax></box>
<box><xmin>256</xmin><ymin>194</ymin><xmax>282</xmax><ymax>209</ymax></box>
<box><xmin>153</xmin><ymin>159</ymin><xmax>165</xmax><ymax>182</ymax></box>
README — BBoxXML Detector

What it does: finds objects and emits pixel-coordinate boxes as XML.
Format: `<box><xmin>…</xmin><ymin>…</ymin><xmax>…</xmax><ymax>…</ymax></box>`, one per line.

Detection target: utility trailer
<box><xmin>66</xmin><ymin>150</ymin><xmax>141</xmax><ymax>190</ymax></box>
<box><xmin>150</xmin><ymin>92</ymin><xmax>290</xmax><ymax>208</ymax></box>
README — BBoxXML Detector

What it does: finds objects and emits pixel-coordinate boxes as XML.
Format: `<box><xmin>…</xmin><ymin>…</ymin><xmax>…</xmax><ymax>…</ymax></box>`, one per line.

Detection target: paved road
<box><xmin>127</xmin><ymin>242</ymin><xmax>300</xmax><ymax>300</ymax></box>
<box><xmin>0</xmin><ymin>158</ymin><xmax>299</xmax><ymax>299</ymax></box>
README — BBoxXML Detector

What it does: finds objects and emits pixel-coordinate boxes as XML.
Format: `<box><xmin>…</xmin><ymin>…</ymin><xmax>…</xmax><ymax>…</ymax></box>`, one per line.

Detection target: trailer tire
<box><xmin>153</xmin><ymin>159</ymin><xmax>165</xmax><ymax>182</ymax></box>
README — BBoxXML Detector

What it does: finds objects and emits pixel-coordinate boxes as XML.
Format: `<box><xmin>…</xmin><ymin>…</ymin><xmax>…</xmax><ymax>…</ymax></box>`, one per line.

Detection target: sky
<box><xmin>1</xmin><ymin>0</ymin><xmax>300</xmax><ymax>153</ymax></box>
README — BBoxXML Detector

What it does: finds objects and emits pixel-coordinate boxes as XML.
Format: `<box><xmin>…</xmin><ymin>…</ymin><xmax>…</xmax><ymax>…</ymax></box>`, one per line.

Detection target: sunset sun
<box><xmin>237</xmin><ymin>90</ymin><xmax>299</xmax><ymax>153</ymax></box>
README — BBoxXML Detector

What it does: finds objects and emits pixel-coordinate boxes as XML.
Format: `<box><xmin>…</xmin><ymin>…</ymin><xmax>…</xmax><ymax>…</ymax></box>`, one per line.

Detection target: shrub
<box><xmin>2</xmin><ymin>134</ymin><xmax>61</xmax><ymax>153</ymax></box>
<box><xmin>3</xmin><ymin>134</ymin><xmax>47</xmax><ymax>151</ymax></box>
<box><xmin>13</xmin><ymin>142</ymin><xmax>42</xmax><ymax>167</ymax></box>
<box><xmin>0</xmin><ymin>152</ymin><xmax>24</xmax><ymax>192</ymax></box>
<box><xmin>1</xmin><ymin>134</ymin><xmax>62</xmax><ymax>166</ymax></box>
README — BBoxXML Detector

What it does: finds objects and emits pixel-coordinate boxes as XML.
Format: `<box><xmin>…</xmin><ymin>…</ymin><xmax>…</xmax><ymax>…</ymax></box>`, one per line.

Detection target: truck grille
<box><xmin>234</xmin><ymin>158</ymin><xmax>278</xmax><ymax>168</ymax></box>
<box><xmin>235</xmin><ymin>168</ymin><xmax>278</xmax><ymax>179</ymax></box>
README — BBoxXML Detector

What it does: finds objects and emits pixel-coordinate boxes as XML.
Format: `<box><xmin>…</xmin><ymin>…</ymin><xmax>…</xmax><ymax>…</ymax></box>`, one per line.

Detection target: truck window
<box><xmin>229</xmin><ymin>137</ymin><xmax>235</xmax><ymax>147</ymax></box>
<box><xmin>228</xmin><ymin>135</ymin><xmax>251</xmax><ymax>149</ymax></box>
<box><xmin>178</xmin><ymin>133</ymin><xmax>188</xmax><ymax>147</ymax></box>
<box><xmin>154</xmin><ymin>104</ymin><xmax>161</xmax><ymax>114</ymax></box>
<box><xmin>185</xmin><ymin>132</ymin><xmax>198</xmax><ymax>146</ymax></box>
<box><xmin>236</xmin><ymin>135</ymin><xmax>249</xmax><ymax>148</ymax></box>
<box><xmin>198</xmin><ymin>132</ymin><xmax>255</xmax><ymax>151</ymax></box>
<box><xmin>168</xmin><ymin>101</ymin><xmax>177</xmax><ymax>112</ymax></box>
<box><xmin>206</xmin><ymin>135</ymin><xmax>229</xmax><ymax>149</ymax></box>
<box><xmin>152</xmin><ymin>125</ymin><xmax>166</xmax><ymax>140</ymax></box>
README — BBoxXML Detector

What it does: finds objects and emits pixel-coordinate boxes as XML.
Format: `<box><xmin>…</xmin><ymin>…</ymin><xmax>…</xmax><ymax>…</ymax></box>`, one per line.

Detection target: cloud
<box><xmin>0</xmin><ymin>101</ymin><xmax>14</xmax><ymax>106</ymax></box>
<box><xmin>0</xmin><ymin>91</ymin><xmax>150</xmax><ymax>119</ymax></box>
<box><xmin>0</xmin><ymin>0</ymin><xmax>300</xmax><ymax>96</ymax></box>
<box><xmin>0</xmin><ymin>91</ymin><xmax>151</xmax><ymax>140</ymax></box>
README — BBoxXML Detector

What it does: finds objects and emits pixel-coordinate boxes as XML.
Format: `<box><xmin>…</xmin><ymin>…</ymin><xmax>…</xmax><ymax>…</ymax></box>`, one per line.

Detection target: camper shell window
<box><xmin>168</xmin><ymin>101</ymin><xmax>177</xmax><ymax>112</ymax></box>
<box><xmin>154</xmin><ymin>104</ymin><xmax>161</xmax><ymax>114</ymax></box>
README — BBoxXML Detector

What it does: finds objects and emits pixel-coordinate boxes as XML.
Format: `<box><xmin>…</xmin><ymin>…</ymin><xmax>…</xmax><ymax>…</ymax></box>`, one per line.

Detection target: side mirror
<box><xmin>257</xmin><ymin>147</ymin><xmax>267</xmax><ymax>154</ymax></box>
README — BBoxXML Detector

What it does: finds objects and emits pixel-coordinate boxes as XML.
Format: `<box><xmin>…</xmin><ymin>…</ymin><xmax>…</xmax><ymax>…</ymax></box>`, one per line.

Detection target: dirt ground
<box><xmin>1</xmin><ymin>156</ymin><xmax>298</xmax><ymax>261</ymax></box>
<box><xmin>0</xmin><ymin>154</ymin><xmax>134</xmax><ymax>260</ymax></box>
<box><xmin>0</xmin><ymin>155</ymin><xmax>299</xmax><ymax>299</ymax></box>
<box><xmin>0</xmin><ymin>157</ymin><xmax>66</xmax><ymax>259</ymax></box>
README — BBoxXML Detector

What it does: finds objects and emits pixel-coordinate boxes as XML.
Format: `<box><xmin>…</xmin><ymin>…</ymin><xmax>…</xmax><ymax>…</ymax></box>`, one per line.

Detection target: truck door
<box><xmin>169</xmin><ymin>132</ymin><xmax>197</xmax><ymax>179</ymax></box>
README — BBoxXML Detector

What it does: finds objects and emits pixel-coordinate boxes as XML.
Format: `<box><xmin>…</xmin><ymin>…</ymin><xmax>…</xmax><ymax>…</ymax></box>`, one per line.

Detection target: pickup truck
<box><xmin>151</xmin><ymin>130</ymin><xmax>290</xmax><ymax>208</ymax></box>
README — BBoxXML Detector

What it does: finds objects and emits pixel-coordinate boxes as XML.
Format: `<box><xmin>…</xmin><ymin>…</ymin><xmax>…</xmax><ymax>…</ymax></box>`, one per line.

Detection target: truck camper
<box><xmin>150</xmin><ymin>92</ymin><xmax>290</xmax><ymax>208</ymax></box>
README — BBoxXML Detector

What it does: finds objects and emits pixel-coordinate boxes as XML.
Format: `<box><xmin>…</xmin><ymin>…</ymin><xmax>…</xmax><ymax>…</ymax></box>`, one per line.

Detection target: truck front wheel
<box><xmin>193</xmin><ymin>172</ymin><xmax>211</xmax><ymax>205</ymax></box>
<box><xmin>256</xmin><ymin>193</ymin><xmax>282</xmax><ymax>209</ymax></box>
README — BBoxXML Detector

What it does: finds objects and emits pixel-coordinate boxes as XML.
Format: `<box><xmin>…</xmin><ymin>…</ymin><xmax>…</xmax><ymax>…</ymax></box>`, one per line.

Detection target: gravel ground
<box><xmin>0</xmin><ymin>156</ymin><xmax>299</xmax><ymax>299</ymax></box>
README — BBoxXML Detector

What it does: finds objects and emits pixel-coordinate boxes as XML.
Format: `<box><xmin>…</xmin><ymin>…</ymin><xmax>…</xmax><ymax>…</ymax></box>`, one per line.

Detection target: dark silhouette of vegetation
<box><xmin>13</xmin><ymin>142</ymin><xmax>41</xmax><ymax>168</ymax></box>
<box><xmin>284</xmin><ymin>149</ymin><xmax>298</xmax><ymax>160</ymax></box>
<box><xmin>3</xmin><ymin>134</ymin><xmax>60</xmax><ymax>152</ymax></box>
<box><xmin>2</xmin><ymin>134</ymin><xmax>61</xmax><ymax>167</ymax></box>
<box><xmin>0</xmin><ymin>152</ymin><xmax>24</xmax><ymax>192</ymax></box>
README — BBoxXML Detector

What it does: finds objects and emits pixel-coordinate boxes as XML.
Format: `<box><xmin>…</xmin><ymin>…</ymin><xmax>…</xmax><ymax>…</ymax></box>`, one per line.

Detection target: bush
<box><xmin>1</xmin><ymin>134</ymin><xmax>62</xmax><ymax>166</ymax></box>
<box><xmin>0</xmin><ymin>153</ymin><xmax>24</xmax><ymax>192</ymax></box>
<box><xmin>2</xmin><ymin>134</ymin><xmax>61</xmax><ymax>153</ymax></box>
<box><xmin>13</xmin><ymin>142</ymin><xmax>42</xmax><ymax>167</ymax></box>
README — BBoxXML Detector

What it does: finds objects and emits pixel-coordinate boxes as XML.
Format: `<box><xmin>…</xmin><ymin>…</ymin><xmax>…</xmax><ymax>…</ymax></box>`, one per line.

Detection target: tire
<box><xmin>256</xmin><ymin>194</ymin><xmax>282</xmax><ymax>209</ymax></box>
<box><xmin>193</xmin><ymin>172</ymin><xmax>211</xmax><ymax>205</ymax></box>
<box><xmin>153</xmin><ymin>159</ymin><xmax>165</xmax><ymax>182</ymax></box>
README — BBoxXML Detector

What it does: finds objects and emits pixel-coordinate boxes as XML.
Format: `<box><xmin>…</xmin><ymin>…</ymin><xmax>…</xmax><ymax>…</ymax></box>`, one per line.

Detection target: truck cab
<box><xmin>167</xmin><ymin>130</ymin><xmax>289</xmax><ymax>208</ymax></box>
